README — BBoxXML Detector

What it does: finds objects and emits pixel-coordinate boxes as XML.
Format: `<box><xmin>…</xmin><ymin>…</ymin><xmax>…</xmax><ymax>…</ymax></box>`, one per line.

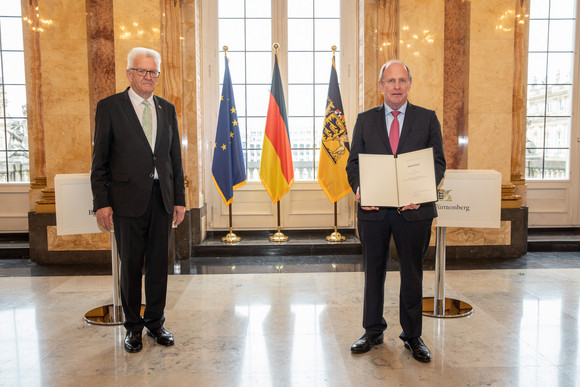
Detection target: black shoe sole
<box><xmin>123</xmin><ymin>344</ymin><xmax>142</xmax><ymax>353</ymax></box>
<box><xmin>350</xmin><ymin>346</ymin><xmax>371</xmax><ymax>354</ymax></box>
<box><xmin>350</xmin><ymin>338</ymin><xmax>384</xmax><ymax>354</ymax></box>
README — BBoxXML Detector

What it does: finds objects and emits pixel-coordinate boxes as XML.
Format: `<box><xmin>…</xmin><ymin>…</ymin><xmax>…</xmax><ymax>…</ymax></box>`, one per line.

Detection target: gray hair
<box><xmin>127</xmin><ymin>47</ymin><xmax>161</xmax><ymax>71</ymax></box>
<box><xmin>378</xmin><ymin>60</ymin><xmax>412</xmax><ymax>82</ymax></box>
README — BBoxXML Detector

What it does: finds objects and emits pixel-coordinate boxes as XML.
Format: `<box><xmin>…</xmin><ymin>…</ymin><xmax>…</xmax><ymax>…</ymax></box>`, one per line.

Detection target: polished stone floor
<box><xmin>2</xmin><ymin>253</ymin><xmax>580</xmax><ymax>386</ymax></box>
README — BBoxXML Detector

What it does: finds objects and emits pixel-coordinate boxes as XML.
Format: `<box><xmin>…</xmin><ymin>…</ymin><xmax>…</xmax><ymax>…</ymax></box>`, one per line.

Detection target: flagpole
<box><xmin>212</xmin><ymin>46</ymin><xmax>245</xmax><ymax>244</ymax></box>
<box><xmin>267</xmin><ymin>42</ymin><xmax>288</xmax><ymax>243</ymax></box>
<box><xmin>325</xmin><ymin>201</ymin><xmax>345</xmax><ymax>243</ymax></box>
<box><xmin>222</xmin><ymin>203</ymin><xmax>241</xmax><ymax>244</ymax></box>
<box><xmin>321</xmin><ymin>45</ymin><xmax>346</xmax><ymax>243</ymax></box>
<box><xmin>270</xmin><ymin>200</ymin><xmax>288</xmax><ymax>242</ymax></box>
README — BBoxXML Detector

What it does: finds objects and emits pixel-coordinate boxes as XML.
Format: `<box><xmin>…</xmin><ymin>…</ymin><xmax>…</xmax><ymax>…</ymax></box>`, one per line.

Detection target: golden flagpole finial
<box><xmin>223</xmin><ymin>45</ymin><xmax>229</xmax><ymax>57</ymax></box>
<box><xmin>331</xmin><ymin>45</ymin><xmax>337</xmax><ymax>55</ymax></box>
<box><xmin>273</xmin><ymin>42</ymin><xmax>279</xmax><ymax>55</ymax></box>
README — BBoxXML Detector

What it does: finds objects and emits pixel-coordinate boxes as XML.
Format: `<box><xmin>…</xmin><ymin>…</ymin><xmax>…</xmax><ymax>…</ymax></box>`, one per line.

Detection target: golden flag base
<box><xmin>325</xmin><ymin>203</ymin><xmax>345</xmax><ymax>243</ymax></box>
<box><xmin>269</xmin><ymin>202</ymin><xmax>288</xmax><ymax>242</ymax></box>
<box><xmin>269</xmin><ymin>227</ymin><xmax>288</xmax><ymax>242</ymax></box>
<box><xmin>221</xmin><ymin>230</ymin><xmax>241</xmax><ymax>244</ymax></box>
<box><xmin>221</xmin><ymin>205</ymin><xmax>241</xmax><ymax>244</ymax></box>
<box><xmin>326</xmin><ymin>229</ymin><xmax>345</xmax><ymax>243</ymax></box>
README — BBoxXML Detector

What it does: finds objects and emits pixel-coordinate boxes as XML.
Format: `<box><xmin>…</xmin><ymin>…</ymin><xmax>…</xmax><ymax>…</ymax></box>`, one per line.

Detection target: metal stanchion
<box><xmin>84</xmin><ymin>232</ymin><xmax>146</xmax><ymax>325</ymax></box>
<box><xmin>422</xmin><ymin>226</ymin><xmax>473</xmax><ymax>318</ymax></box>
<box><xmin>84</xmin><ymin>231</ymin><xmax>125</xmax><ymax>325</ymax></box>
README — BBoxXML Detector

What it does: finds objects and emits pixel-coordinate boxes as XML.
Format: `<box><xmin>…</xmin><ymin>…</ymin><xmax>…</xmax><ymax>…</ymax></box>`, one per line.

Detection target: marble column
<box><xmin>86</xmin><ymin>0</ymin><xmax>116</xmax><ymax>141</ymax></box>
<box><xmin>443</xmin><ymin>0</ymin><xmax>470</xmax><ymax>169</ymax></box>
<box><xmin>181</xmin><ymin>0</ymin><xmax>206</xmax><ymax>246</ymax></box>
<box><xmin>509</xmin><ymin>0</ymin><xmax>530</xmax><ymax>207</ymax></box>
<box><xmin>21</xmin><ymin>0</ymin><xmax>49</xmax><ymax>212</ymax></box>
<box><xmin>160</xmin><ymin>0</ymin><xmax>205</xmax><ymax>253</ymax></box>
<box><xmin>362</xmin><ymin>0</ymin><xmax>398</xmax><ymax>110</ymax></box>
<box><xmin>160</xmin><ymin>0</ymin><xmax>182</xmax><ymax>123</ymax></box>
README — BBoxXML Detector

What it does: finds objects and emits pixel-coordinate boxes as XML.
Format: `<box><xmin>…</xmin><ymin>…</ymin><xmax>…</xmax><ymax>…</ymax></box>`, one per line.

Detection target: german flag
<box><xmin>259</xmin><ymin>54</ymin><xmax>294</xmax><ymax>203</ymax></box>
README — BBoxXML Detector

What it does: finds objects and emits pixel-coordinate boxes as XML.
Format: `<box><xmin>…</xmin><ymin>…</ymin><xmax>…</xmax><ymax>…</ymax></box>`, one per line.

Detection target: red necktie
<box><xmin>390</xmin><ymin>111</ymin><xmax>400</xmax><ymax>154</ymax></box>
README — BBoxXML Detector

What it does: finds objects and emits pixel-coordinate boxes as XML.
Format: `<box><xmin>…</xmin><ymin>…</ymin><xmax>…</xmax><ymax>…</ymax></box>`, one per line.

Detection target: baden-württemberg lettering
<box><xmin>436</xmin><ymin>203</ymin><xmax>470</xmax><ymax>212</ymax></box>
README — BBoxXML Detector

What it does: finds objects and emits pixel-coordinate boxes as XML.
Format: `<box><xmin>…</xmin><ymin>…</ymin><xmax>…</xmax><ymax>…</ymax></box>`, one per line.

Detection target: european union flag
<box><xmin>212</xmin><ymin>56</ymin><xmax>247</xmax><ymax>204</ymax></box>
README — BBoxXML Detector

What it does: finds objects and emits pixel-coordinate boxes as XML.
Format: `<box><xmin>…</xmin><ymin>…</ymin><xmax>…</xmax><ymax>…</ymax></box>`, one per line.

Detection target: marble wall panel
<box><xmin>47</xmin><ymin>226</ymin><xmax>110</xmax><ymax>251</ymax></box>
<box><xmin>468</xmin><ymin>0</ymin><xmax>515</xmax><ymax>181</ymax></box>
<box><xmin>113</xmin><ymin>0</ymin><xmax>162</xmax><ymax>94</ymax></box>
<box><xmin>362</xmin><ymin>0</ymin><xmax>384</xmax><ymax>110</ymax></box>
<box><xmin>399</xmin><ymin>0</ymin><xmax>444</xmax><ymax>116</ymax></box>
<box><xmin>37</xmin><ymin>0</ymin><xmax>91</xmax><ymax>186</ymax></box>
<box><xmin>470</xmin><ymin>0</ymin><xmax>519</xmax><ymax>42</ymax></box>
<box><xmin>44</xmin><ymin>114</ymin><xmax>92</xmax><ymax>183</ymax></box>
<box><xmin>468</xmin><ymin>111</ymin><xmax>513</xmax><ymax>178</ymax></box>
<box><xmin>468</xmin><ymin>41</ymin><xmax>515</xmax><ymax>112</ymax></box>
<box><xmin>429</xmin><ymin>221</ymin><xmax>511</xmax><ymax>246</ymax></box>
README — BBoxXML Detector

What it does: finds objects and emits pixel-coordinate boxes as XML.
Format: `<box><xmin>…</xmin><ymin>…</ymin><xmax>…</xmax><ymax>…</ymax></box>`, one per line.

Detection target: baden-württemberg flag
<box><xmin>259</xmin><ymin>54</ymin><xmax>294</xmax><ymax>203</ymax></box>
<box><xmin>212</xmin><ymin>56</ymin><xmax>247</xmax><ymax>205</ymax></box>
<box><xmin>317</xmin><ymin>54</ymin><xmax>350</xmax><ymax>202</ymax></box>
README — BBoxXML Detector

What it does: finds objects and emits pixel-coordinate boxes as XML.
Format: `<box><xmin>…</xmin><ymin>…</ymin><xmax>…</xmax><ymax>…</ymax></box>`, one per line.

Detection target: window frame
<box><xmin>202</xmin><ymin>0</ymin><xmax>358</xmax><ymax>231</ymax></box>
<box><xmin>0</xmin><ymin>6</ymin><xmax>29</xmax><ymax>184</ymax></box>
<box><xmin>525</xmin><ymin>0</ymin><xmax>576</xmax><ymax>181</ymax></box>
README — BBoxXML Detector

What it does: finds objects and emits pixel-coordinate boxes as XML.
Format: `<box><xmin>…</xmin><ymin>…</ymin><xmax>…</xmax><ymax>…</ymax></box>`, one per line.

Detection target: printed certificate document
<box><xmin>359</xmin><ymin>148</ymin><xmax>437</xmax><ymax>207</ymax></box>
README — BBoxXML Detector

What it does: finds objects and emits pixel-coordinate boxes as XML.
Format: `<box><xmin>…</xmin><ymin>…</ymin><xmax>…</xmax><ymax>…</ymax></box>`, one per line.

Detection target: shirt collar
<box><xmin>128</xmin><ymin>87</ymin><xmax>154</xmax><ymax>105</ymax></box>
<box><xmin>384</xmin><ymin>101</ymin><xmax>408</xmax><ymax>116</ymax></box>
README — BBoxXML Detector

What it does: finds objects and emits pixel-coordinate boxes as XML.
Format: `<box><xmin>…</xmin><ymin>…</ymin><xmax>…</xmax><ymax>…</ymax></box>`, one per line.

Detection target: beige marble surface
<box><xmin>399</xmin><ymin>0</ymin><xmax>444</xmax><ymax>115</ymax></box>
<box><xmin>2</xmin><ymin>268</ymin><xmax>580</xmax><ymax>386</ymax></box>
<box><xmin>468</xmin><ymin>0</ymin><xmax>516</xmax><ymax>180</ymax></box>
<box><xmin>429</xmin><ymin>221</ymin><xmax>511</xmax><ymax>246</ymax></box>
<box><xmin>113</xmin><ymin>0</ymin><xmax>162</xmax><ymax>94</ymax></box>
<box><xmin>46</xmin><ymin>226</ymin><xmax>110</xmax><ymax>251</ymax></box>
<box><xmin>35</xmin><ymin>0</ymin><xmax>91</xmax><ymax>184</ymax></box>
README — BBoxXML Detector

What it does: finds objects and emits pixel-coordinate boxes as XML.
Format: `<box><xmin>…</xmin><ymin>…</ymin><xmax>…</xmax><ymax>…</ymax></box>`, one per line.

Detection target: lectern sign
<box><xmin>55</xmin><ymin>173</ymin><xmax>102</xmax><ymax>235</ymax></box>
<box><xmin>434</xmin><ymin>170</ymin><xmax>501</xmax><ymax>228</ymax></box>
<box><xmin>425</xmin><ymin>169</ymin><xmax>501</xmax><ymax>319</ymax></box>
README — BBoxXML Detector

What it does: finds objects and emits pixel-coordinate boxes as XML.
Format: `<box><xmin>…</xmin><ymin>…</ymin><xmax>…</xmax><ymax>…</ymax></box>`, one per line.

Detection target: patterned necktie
<box><xmin>389</xmin><ymin>110</ymin><xmax>400</xmax><ymax>154</ymax></box>
<box><xmin>141</xmin><ymin>100</ymin><xmax>153</xmax><ymax>148</ymax></box>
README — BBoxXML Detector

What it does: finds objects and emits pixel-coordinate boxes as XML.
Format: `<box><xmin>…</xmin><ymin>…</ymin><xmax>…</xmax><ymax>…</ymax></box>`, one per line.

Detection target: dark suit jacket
<box><xmin>91</xmin><ymin>88</ymin><xmax>186</xmax><ymax>217</ymax></box>
<box><xmin>346</xmin><ymin>102</ymin><xmax>446</xmax><ymax>222</ymax></box>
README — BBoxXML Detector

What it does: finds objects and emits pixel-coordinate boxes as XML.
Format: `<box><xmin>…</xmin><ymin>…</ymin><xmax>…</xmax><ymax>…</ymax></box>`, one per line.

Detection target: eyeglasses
<box><xmin>381</xmin><ymin>78</ymin><xmax>409</xmax><ymax>85</ymax></box>
<box><xmin>130</xmin><ymin>68</ymin><xmax>160</xmax><ymax>78</ymax></box>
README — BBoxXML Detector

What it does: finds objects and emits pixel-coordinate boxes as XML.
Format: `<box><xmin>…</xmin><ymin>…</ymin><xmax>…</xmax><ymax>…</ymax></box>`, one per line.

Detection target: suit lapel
<box><xmin>153</xmin><ymin>96</ymin><xmax>164</xmax><ymax>152</ymax></box>
<box><xmin>399</xmin><ymin>102</ymin><xmax>417</xmax><ymax>149</ymax></box>
<box><xmin>374</xmin><ymin>104</ymin><xmax>390</xmax><ymax>151</ymax></box>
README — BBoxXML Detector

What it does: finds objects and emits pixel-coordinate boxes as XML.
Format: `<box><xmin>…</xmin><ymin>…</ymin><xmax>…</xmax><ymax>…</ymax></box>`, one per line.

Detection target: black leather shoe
<box><xmin>399</xmin><ymin>334</ymin><xmax>431</xmax><ymax>362</ymax></box>
<box><xmin>146</xmin><ymin>327</ymin><xmax>174</xmax><ymax>346</ymax></box>
<box><xmin>350</xmin><ymin>332</ymin><xmax>384</xmax><ymax>354</ymax></box>
<box><xmin>124</xmin><ymin>331</ymin><xmax>143</xmax><ymax>353</ymax></box>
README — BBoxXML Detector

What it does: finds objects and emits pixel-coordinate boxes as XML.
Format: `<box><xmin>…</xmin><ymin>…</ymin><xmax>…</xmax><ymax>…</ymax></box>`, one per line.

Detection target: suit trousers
<box><xmin>359</xmin><ymin>208</ymin><xmax>432</xmax><ymax>338</ymax></box>
<box><xmin>113</xmin><ymin>181</ymin><xmax>173</xmax><ymax>332</ymax></box>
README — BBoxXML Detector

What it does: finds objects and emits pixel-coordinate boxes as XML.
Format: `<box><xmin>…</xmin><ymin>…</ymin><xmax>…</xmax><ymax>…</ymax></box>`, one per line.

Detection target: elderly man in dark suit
<box><xmin>91</xmin><ymin>47</ymin><xmax>186</xmax><ymax>353</ymax></box>
<box><xmin>346</xmin><ymin>60</ymin><xmax>446</xmax><ymax>362</ymax></box>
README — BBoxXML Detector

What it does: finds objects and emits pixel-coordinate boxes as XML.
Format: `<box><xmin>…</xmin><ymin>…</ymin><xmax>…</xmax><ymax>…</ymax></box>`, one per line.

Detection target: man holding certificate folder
<box><xmin>346</xmin><ymin>60</ymin><xmax>446</xmax><ymax>362</ymax></box>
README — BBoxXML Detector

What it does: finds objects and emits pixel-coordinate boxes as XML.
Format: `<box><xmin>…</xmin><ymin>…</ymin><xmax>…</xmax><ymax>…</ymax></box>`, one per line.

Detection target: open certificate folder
<box><xmin>359</xmin><ymin>148</ymin><xmax>437</xmax><ymax>207</ymax></box>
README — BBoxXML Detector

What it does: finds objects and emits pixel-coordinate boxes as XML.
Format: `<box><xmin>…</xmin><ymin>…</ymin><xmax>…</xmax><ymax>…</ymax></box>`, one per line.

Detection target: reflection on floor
<box><xmin>2</xmin><ymin>251</ymin><xmax>580</xmax><ymax>386</ymax></box>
